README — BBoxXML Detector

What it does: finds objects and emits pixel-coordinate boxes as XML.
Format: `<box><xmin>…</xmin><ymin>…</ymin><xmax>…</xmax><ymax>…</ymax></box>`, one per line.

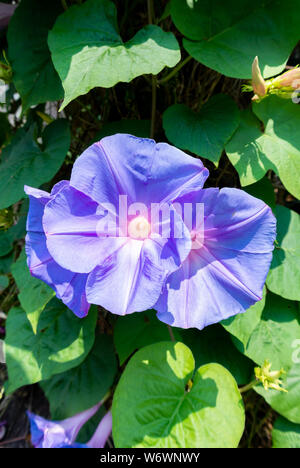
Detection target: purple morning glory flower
<box><xmin>25</xmin><ymin>182</ymin><xmax>90</xmax><ymax>318</ymax></box>
<box><xmin>27</xmin><ymin>405</ymin><xmax>112</xmax><ymax>448</ymax></box>
<box><xmin>25</xmin><ymin>133</ymin><xmax>275</xmax><ymax>329</ymax></box>
<box><xmin>87</xmin><ymin>411</ymin><xmax>112</xmax><ymax>449</ymax></box>
<box><xmin>27</xmin><ymin>402</ymin><xmax>100</xmax><ymax>448</ymax></box>
<box><xmin>25</xmin><ymin>134</ymin><xmax>208</xmax><ymax>317</ymax></box>
<box><xmin>155</xmin><ymin>188</ymin><xmax>276</xmax><ymax>329</ymax></box>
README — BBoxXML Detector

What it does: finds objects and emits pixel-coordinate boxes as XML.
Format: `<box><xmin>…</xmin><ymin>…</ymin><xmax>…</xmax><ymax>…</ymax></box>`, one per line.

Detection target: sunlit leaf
<box><xmin>226</xmin><ymin>97</ymin><xmax>300</xmax><ymax>198</ymax></box>
<box><xmin>170</xmin><ymin>0</ymin><xmax>299</xmax><ymax>78</ymax></box>
<box><xmin>4</xmin><ymin>299</ymin><xmax>97</xmax><ymax>393</ymax></box>
<box><xmin>112</xmin><ymin>341</ymin><xmax>245</xmax><ymax>448</ymax></box>
<box><xmin>48</xmin><ymin>0</ymin><xmax>181</xmax><ymax>109</ymax></box>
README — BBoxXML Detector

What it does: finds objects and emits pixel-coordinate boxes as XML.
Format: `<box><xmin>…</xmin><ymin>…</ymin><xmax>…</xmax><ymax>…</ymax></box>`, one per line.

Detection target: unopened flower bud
<box><xmin>251</xmin><ymin>56</ymin><xmax>266</xmax><ymax>99</ymax></box>
<box><xmin>273</xmin><ymin>67</ymin><xmax>300</xmax><ymax>89</ymax></box>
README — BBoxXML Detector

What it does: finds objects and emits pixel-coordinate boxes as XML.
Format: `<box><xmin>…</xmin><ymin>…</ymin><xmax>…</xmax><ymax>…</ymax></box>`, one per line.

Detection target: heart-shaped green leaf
<box><xmin>181</xmin><ymin>325</ymin><xmax>253</xmax><ymax>385</ymax></box>
<box><xmin>170</xmin><ymin>0</ymin><xmax>299</xmax><ymax>78</ymax></box>
<box><xmin>112</xmin><ymin>341</ymin><xmax>245</xmax><ymax>448</ymax></box>
<box><xmin>163</xmin><ymin>94</ymin><xmax>239</xmax><ymax>165</ymax></box>
<box><xmin>226</xmin><ymin>97</ymin><xmax>300</xmax><ymax>198</ymax></box>
<box><xmin>48</xmin><ymin>0</ymin><xmax>181</xmax><ymax>109</ymax></box>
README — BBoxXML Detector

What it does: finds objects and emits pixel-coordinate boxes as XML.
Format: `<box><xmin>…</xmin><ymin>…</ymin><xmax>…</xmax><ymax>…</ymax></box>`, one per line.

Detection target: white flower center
<box><xmin>128</xmin><ymin>216</ymin><xmax>151</xmax><ymax>239</ymax></box>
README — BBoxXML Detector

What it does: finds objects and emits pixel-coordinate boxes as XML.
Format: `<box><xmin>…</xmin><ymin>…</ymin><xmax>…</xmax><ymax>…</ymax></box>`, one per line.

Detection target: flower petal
<box><xmin>25</xmin><ymin>186</ymin><xmax>90</xmax><ymax>317</ymax></box>
<box><xmin>87</xmin><ymin>411</ymin><xmax>112</xmax><ymax>449</ymax></box>
<box><xmin>156</xmin><ymin>188</ymin><xmax>276</xmax><ymax>329</ymax></box>
<box><xmin>59</xmin><ymin>402</ymin><xmax>101</xmax><ymax>443</ymax></box>
<box><xmin>43</xmin><ymin>184</ymin><xmax>126</xmax><ymax>274</ymax></box>
<box><xmin>70</xmin><ymin>134</ymin><xmax>209</xmax><ymax>205</ymax></box>
<box><xmin>86</xmin><ymin>239</ymin><xmax>167</xmax><ymax>316</ymax></box>
<box><xmin>27</xmin><ymin>402</ymin><xmax>100</xmax><ymax>448</ymax></box>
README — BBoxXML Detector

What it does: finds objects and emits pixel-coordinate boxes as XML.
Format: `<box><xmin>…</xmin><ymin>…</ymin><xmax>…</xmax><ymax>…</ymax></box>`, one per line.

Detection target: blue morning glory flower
<box><xmin>24</xmin><ymin>134</ymin><xmax>276</xmax><ymax>329</ymax></box>
<box><xmin>27</xmin><ymin>405</ymin><xmax>112</xmax><ymax>449</ymax></box>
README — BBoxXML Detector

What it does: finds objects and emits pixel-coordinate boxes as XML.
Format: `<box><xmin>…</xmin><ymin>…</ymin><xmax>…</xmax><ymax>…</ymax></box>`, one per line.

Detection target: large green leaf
<box><xmin>222</xmin><ymin>287</ymin><xmax>266</xmax><ymax>349</ymax></box>
<box><xmin>4</xmin><ymin>299</ymin><xmax>97</xmax><ymax>393</ymax></box>
<box><xmin>114</xmin><ymin>310</ymin><xmax>181</xmax><ymax>365</ymax></box>
<box><xmin>7</xmin><ymin>0</ymin><xmax>63</xmax><ymax>109</ymax></box>
<box><xmin>0</xmin><ymin>119</ymin><xmax>70</xmax><ymax>209</ymax></box>
<box><xmin>41</xmin><ymin>334</ymin><xmax>117</xmax><ymax>419</ymax></box>
<box><xmin>272</xmin><ymin>417</ymin><xmax>300</xmax><ymax>448</ymax></box>
<box><xmin>163</xmin><ymin>94</ymin><xmax>239</xmax><ymax>165</ymax></box>
<box><xmin>48</xmin><ymin>0</ymin><xmax>181</xmax><ymax>109</ymax></box>
<box><xmin>11</xmin><ymin>249</ymin><xmax>55</xmax><ymax>334</ymax></box>
<box><xmin>243</xmin><ymin>177</ymin><xmax>276</xmax><ymax>212</ymax></box>
<box><xmin>266</xmin><ymin>205</ymin><xmax>300</xmax><ymax>301</ymax></box>
<box><xmin>170</xmin><ymin>0</ymin><xmax>299</xmax><ymax>78</ymax></box>
<box><xmin>112</xmin><ymin>341</ymin><xmax>245</xmax><ymax>448</ymax></box>
<box><xmin>226</xmin><ymin>98</ymin><xmax>300</xmax><ymax>199</ymax></box>
<box><xmin>231</xmin><ymin>291</ymin><xmax>300</xmax><ymax>423</ymax></box>
<box><xmin>181</xmin><ymin>325</ymin><xmax>253</xmax><ymax>385</ymax></box>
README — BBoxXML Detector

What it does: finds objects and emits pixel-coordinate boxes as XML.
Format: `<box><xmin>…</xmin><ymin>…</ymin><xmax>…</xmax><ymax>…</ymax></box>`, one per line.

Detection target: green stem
<box><xmin>101</xmin><ymin>390</ymin><xmax>112</xmax><ymax>405</ymax></box>
<box><xmin>158</xmin><ymin>55</ymin><xmax>193</xmax><ymax>85</ymax></box>
<box><xmin>167</xmin><ymin>325</ymin><xmax>175</xmax><ymax>342</ymax></box>
<box><xmin>239</xmin><ymin>379</ymin><xmax>258</xmax><ymax>394</ymax></box>
<box><xmin>147</xmin><ymin>0</ymin><xmax>154</xmax><ymax>24</ymax></box>
<box><xmin>61</xmin><ymin>0</ymin><xmax>68</xmax><ymax>10</ymax></box>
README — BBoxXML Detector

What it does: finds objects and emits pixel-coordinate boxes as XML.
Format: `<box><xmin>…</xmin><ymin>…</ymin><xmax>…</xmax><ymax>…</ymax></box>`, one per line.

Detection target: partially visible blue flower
<box><xmin>27</xmin><ymin>401</ymin><xmax>108</xmax><ymax>448</ymax></box>
<box><xmin>87</xmin><ymin>411</ymin><xmax>112</xmax><ymax>449</ymax></box>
